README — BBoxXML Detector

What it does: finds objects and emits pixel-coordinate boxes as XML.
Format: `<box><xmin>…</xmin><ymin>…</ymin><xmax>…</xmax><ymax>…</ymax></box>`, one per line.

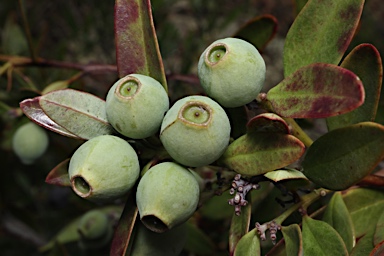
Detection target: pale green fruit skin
<box><xmin>198</xmin><ymin>37</ymin><xmax>266</xmax><ymax>108</ymax></box>
<box><xmin>12</xmin><ymin>122</ymin><xmax>49</xmax><ymax>164</ymax></box>
<box><xmin>136</xmin><ymin>162</ymin><xmax>199</xmax><ymax>233</ymax></box>
<box><xmin>160</xmin><ymin>95</ymin><xmax>231</xmax><ymax>167</ymax></box>
<box><xmin>68</xmin><ymin>135</ymin><xmax>140</xmax><ymax>202</ymax></box>
<box><xmin>130</xmin><ymin>222</ymin><xmax>187</xmax><ymax>256</ymax></box>
<box><xmin>106</xmin><ymin>74</ymin><xmax>169</xmax><ymax>139</ymax></box>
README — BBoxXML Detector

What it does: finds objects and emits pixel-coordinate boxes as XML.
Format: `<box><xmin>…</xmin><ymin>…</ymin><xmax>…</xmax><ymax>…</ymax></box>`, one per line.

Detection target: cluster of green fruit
<box><xmin>12</xmin><ymin>37</ymin><xmax>266</xmax><ymax>253</ymax></box>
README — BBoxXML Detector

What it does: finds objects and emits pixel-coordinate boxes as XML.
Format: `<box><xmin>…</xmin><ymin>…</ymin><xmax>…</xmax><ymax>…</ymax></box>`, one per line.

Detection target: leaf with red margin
<box><xmin>247</xmin><ymin>113</ymin><xmax>290</xmax><ymax>134</ymax></box>
<box><xmin>371</xmin><ymin>241</ymin><xmax>384</xmax><ymax>256</ymax></box>
<box><xmin>233</xmin><ymin>14</ymin><xmax>278</xmax><ymax>52</ymax></box>
<box><xmin>267</xmin><ymin>63</ymin><xmax>364</xmax><ymax>118</ymax></box>
<box><xmin>45</xmin><ymin>158</ymin><xmax>71</xmax><ymax>187</ymax></box>
<box><xmin>115</xmin><ymin>0</ymin><xmax>167</xmax><ymax>91</ymax></box>
<box><xmin>284</xmin><ymin>0</ymin><xmax>364</xmax><ymax>77</ymax></box>
<box><xmin>19</xmin><ymin>98</ymin><xmax>81</xmax><ymax>139</ymax></box>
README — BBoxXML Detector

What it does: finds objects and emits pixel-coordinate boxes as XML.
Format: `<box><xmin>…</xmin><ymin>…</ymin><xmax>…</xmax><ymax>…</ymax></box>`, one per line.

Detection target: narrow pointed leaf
<box><xmin>303</xmin><ymin>122</ymin><xmax>384</xmax><ymax>190</ymax></box>
<box><xmin>374</xmin><ymin>208</ymin><xmax>384</xmax><ymax>245</ymax></box>
<box><xmin>233</xmin><ymin>228</ymin><xmax>260</xmax><ymax>256</ymax></box>
<box><xmin>302</xmin><ymin>216</ymin><xmax>348</xmax><ymax>256</ymax></box>
<box><xmin>39</xmin><ymin>89</ymin><xmax>115</xmax><ymax>140</ymax></box>
<box><xmin>267</xmin><ymin>63</ymin><xmax>365</xmax><ymax>118</ymax></box>
<box><xmin>247</xmin><ymin>113</ymin><xmax>290</xmax><ymax>134</ymax></box>
<box><xmin>350</xmin><ymin>228</ymin><xmax>375</xmax><ymax>256</ymax></box>
<box><xmin>220</xmin><ymin>132</ymin><xmax>305</xmax><ymax>176</ymax></box>
<box><xmin>45</xmin><ymin>158</ymin><xmax>71</xmax><ymax>187</ymax></box>
<box><xmin>322</xmin><ymin>192</ymin><xmax>355</xmax><ymax>252</ymax></box>
<box><xmin>327</xmin><ymin>44</ymin><xmax>383</xmax><ymax>130</ymax></box>
<box><xmin>283</xmin><ymin>0</ymin><xmax>364</xmax><ymax>77</ymax></box>
<box><xmin>234</xmin><ymin>14</ymin><xmax>278</xmax><ymax>51</ymax></box>
<box><xmin>371</xmin><ymin>241</ymin><xmax>384</xmax><ymax>256</ymax></box>
<box><xmin>264</xmin><ymin>169</ymin><xmax>307</xmax><ymax>183</ymax></box>
<box><xmin>343</xmin><ymin>188</ymin><xmax>384</xmax><ymax>237</ymax></box>
<box><xmin>115</xmin><ymin>0</ymin><xmax>167</xmax><ymax>91</ymax></box>
<box><xmin>281</xmin><ymin>224</ymin><xmax>303</xmax><ymax>256</ymax></box>
<box><xmin>20</xmin><ymin>98</ymin><xmax>81</xmax><ymax>139</ymax></box>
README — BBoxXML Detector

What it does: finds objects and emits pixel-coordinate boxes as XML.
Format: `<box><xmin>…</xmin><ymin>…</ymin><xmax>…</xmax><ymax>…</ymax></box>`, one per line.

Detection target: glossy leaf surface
<box><xmin>45</xmin><ymin>158</ymin><xmax>71</xmax><ymax>187</ymax></box>
<box><xmin>327</xmin><ymin>44</ymin><xmax>383</xmax><ymax>130</ymax></box>
<box><xmin>233</xmin><ymin>228</ymin><xmax>260</xmax><ymax>256</ymax></box>
<box><xmin>247</xmin><ymin>113</ymin><xmax>289</xmax><ymax>134</ymax></box>
<box><xmin>267</xmin><ymin>63</ymin><xmax>365</xmax><ymax>118</ymax></box>
<box><xmin>322</xmin><ymin>192</ymin><xmax>355</xmax><ymax>252</ymax></box>
<box><xmin>281</xmin><ymin>224</ymin><xmax>303</xmax><ymax>256</ymax></box>
<box><xmin>233</xmin><ymin>14</ymin><xmax>278</xmax><ymax>51</ymax></box>
<box><xmin>303</xmin><ymin>122</ymin><xmax>384</xmax><ymax>190</ymax></box>
<box><xmin>220</xmin><ymin>132</ymin><xmax>305</xmax><ymax>176</ymax></box>
<box><xmin>283</xmin><ymin>0</ymin><xmax>364</xmax><ymax>77</ymax></box>
<box><xmin>264</xmin><ymin>169</ymin><xmax>307</xmax><ymax>182</ymax></box>
<box><xmin>374</xmin><ymin>210</ymin><xmax>384</xmax><ymax>245</ymax></box>
<box><xmin>39</xmin><ymin>89</ymin><xmax>115</xmax><ymax>140</ymax></box>
<box><xmin>302</xmin><ymin>216</ymin><xmax>348</xmax><ymax>256</ymax></box>
<box><xmin>343</xmin><ymin>188</ymin><xmax>384</xmax><ymax>237</ymax></box>
<box><xmin>115</xmin><ymin>0</ymin><xmax>167</xmax><ymax>91</ymax></box>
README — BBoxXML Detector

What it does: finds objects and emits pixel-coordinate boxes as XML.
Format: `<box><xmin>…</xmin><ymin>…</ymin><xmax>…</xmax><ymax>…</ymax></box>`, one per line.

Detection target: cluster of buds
<box><xmin>228</xmin><ymin>174</ymin><xmax>259</xmax><ymax>216</ymax></box>
<box><xmin>255</xmin><ymin>221</ymin><xmax>281</xmax><ymax>244</ymax></box>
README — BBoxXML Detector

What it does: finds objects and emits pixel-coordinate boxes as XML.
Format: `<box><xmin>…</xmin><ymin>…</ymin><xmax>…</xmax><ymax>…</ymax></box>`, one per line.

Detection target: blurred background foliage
<box><xmin>0</xmin><ymin>0</ymin><xmax>383</xmax><ymax>255</ymax></box>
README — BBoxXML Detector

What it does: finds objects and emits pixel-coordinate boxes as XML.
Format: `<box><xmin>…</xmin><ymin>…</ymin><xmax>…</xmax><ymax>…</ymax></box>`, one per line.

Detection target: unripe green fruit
<box><xmin>106</xmin><ymin>74</ymin><xmax>169</xmax><ymax>139</ymax></box>
<box><xmin>198</xmin><ymin>37</ymin><xmax>266</xmax><ymax>108</ymax></box>
<box><xmin>160</xmin><ymin>95</ymin><xmax>231</xmax><ymax>167</ymax></box>
<box><xmin>68</xmin><ymin>135</ymin><xmax>140</xmax><ymax>202</ymax></box>
<box><xmin>130</xmin><ymin>222</ymin><xmax>187</xmax><ymax>256</ymax></box>
<box><xmin>136</xmin><ymin>162</ymin><xmax>200</xmax><ymax>233</ymax></box>
<box><xmin>12</xmin><ymin>122</ymin><xmax>49</xmax><ymax>164</ymax></box>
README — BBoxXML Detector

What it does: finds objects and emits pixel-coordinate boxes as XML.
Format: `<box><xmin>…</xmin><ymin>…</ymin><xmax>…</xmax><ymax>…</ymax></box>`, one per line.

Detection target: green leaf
<box><xmin>374</xmin><ymin>210</ymin><xmax>384</xmax><ymax>245</ymax></box>
<box><xmin>42</xmin><ymin>80</ymin><xmax>70</xmax><ymax>95</ymax></box>
<box><xmin>233</xmin><ymin>14</ymin><xmax>278</xmax><ymax>51</ymax></box>
<box><xmin>303</xmin><ymin>122</ymin><xmax>384</xmax><ymax>190</ymax></box>
<box><xmin>267</xmin><ymin>63</ymin><xmax>365</xmax><ymax>118</ymax></box>
<box><xmin>302</xmin><ymin>216</ymin><xmax>348</xmax><ymax>256</ymax></box>
<box><xmin>39</xmin><ymin>89</ymin><xmax>116</xmax><ymax>140</ymax></box>
<box><xmin>283</xmin><ymin>0</ymin><xmax>364</xmax><ymax>77</ymax></box>
<box><xmin>233</xmin><ymin>228</ymin><xmax>261</xmax><ymax>256</ymax></box>
<box><xmin>264</xmin><ymin>169</ymin><xmax>307</xmax><ymax>183</ymax></box>
<box><xmin>350</xmin><ymin>228</ymin><xmax>375</xmax><ymax>256</ymax></box>
<box><xmin>220</xmin><ymin>132</ymin><xmax>305</xmax><ymax>176</ymax></box>
<box><xmin>281</xmin><ymin>224</ymin><xmax>303</xmax><ymax>256</ymax></box>
<box><xmin>293</xmin><ymin>0</ymin><xmax>309</xmax><ymax>15</ymax></box>
<box><xmin>322</xmin><ymin>192</ymin><xmax>355</xmax><ymax>252</ymax></box>
<box><xmin>19</xmin><ymin>97</ymin><xmax>82</xmax><ymax>140</ymax></box>
<box><xmin>184</xmin><ymin>221</ymin><xmax>216</xmax><ymax>255</ymax></box>
<box><xmin>45</xmin><ymin>158</ymin><xmax>71</xmax><ymax>187</ymax></box>
<box><xmin>343</xmin><ymin>188</ymin><xmax>384</xmax><ymax>237</ymax></box>
<box><xmin>115</xmin><ymin>0</ymin><xmax>167</xmax><ymax>91</ymax></box>
<box><xmin>247</xmin><ymin>113</ymin><xmax>289</xmax><ymax>134</ymax></box>
<box><xmin>199</xmin><ymin>192</ymin><xmax>234</xmax><ymax>220</ymax></box>
<box><xmin>327</xmin><ymin>44</ymin><xmax>383</xmax><ymax>130</ymax></box>
<box><xmin>371</xmin><ymin>241</ymin><xmax>384</xmax><ymax>256</ymax></box>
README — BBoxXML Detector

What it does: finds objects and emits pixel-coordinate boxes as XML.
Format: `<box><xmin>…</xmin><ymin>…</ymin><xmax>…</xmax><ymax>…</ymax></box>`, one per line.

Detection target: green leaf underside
<box><xmin>229</xmin><ymin>194</ymin><xmax>252</xmax><ymax>254</ymax></box>
<box><xmin>283</xmin><ymin>0</ymin><xmax>364</xmax><ymax>77</ymax></box>
<box><xmin>343</xmin><ymin>188</ymin><xmax>384</xmax><ymax>238</ymax></box>
<box><xmin>267</xmin><ymin>63</ymin><xmax>364</xmax><ymax>118</ymax></box>
<box><xmin>39</xmin><ymin>89</ymin><xmax>115</xmax><ymax>140</ymax></box>
<box><xmin>115</xmin><ymin>0</ymin><xmax>167</xmax><ymax>91</ymax></box>
<box><xmin>45</xmin><ymin>158</ymin><xmax>71</xmax><ymax>187</ymax></box>
<box><xmin>374</xmin><ymin>210</ymin><xmax>384</xmax><ymax>245</ymax></box>
<box><xmin>233</xmin><ymin>228</ymin><xmax>261</xmax><ymax>256</ymax></box>
<box><xmin>247</xmin><ymin>113</ymin><xmax>290</xmax><ymax>134</ymax></box>
<box><xmin>264</xmin><ymin>169</ymin><xmax>307</xmax><ymax>182</ymax></box>
<box><xmin>302</xmin><ymin>216</ymin><xmax>348</xmax><ymax>256</ymax></box>
<box><xmin>322</xmin><ymin>192</ymin><xmax>355</xmax><ymax>252</ymax></box>
<box><xmin>221</xmin><ymin>132</ymin><xmax>305</xmax><ymax>176</ymax></box>
<box><xmin>282</xmin><ymin>224</ymin><xmax>303</xmax><ymax>256</ymax></box>
<box><xmin>233</xmin><ymin>14</ymin><xmax>277</xmax><ymax>51</ymax></box>
<box><xmin>303</xmin><ymin>122</ymin><xmax>384</xmax><ymax>190</ymax></box>
<box><xmin>327</xmin><ymin>44</ymin><xmax>383</xmax><ymax>130</ymax></box>
<box><xmin>350</xmin><ymin>228</ymin><xmax>375</xmax><ymax>256</ymax></box>
<box><xmin>19</xmin><ymin>97</ymin><xmax>81</xmax><ymax>139</ymax></box>
<box><xmin>184</xmin><ymin>221</ymin><xmax>215</xmax><ymax>255</ymax></box>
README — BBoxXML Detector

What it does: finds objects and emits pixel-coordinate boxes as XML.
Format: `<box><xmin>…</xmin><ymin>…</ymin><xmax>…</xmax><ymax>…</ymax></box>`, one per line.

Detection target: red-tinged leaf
<box><xmin>283</xmin><ymin>0</ymin><xmax>364</xmax><ymax>77</ymax></box>
<box><xmin>233</xmin><ymin>14</ymin><xmax>278</xmax><ymax>51</ymax></box>
<box><xmin>220</xmin><ymin>132</ymin><xmax>305</xmax><ymax>176</ymax></box>
<box><xmin>327</xmin><ymin>44</ymin><xmax>383</xmax><ymax>130</ymax></box>
<box><xmin>374</xmin><ymin>210</ymin><xmax>384</xmax><ymax>245</ymax></box>
<box><xmin>115</xmin><ymin>0</ymin><xmax>167</xmax><ymax>91</ymax></box>
<box><xmin>19</xmin><ymin>98</ymin><xmax>81</xmax><ymax>139</ymax></box>
<box><xmin>281</xmin><ymin>224</ymin><xmax>303</xmax><ymax>256</ymax></box>
<box><xmin>233</xmin><ymin>228</ymin><xmax>261</xmax><ymax>256</ymax></box>
<box><xmin>303</xmin><ymin>122</ymin><xmax>384</xmax><ymax>190</ymax></box>
<box><xmin>39</xmin><ymin>89</ymin><xmax>115</xmax><ymax>140</ymax></box>
<box><xmin>267</xmin><ymin>63</ymin><xmax>365</xmax><ymax>118</ymax></box>
<box><xmin>45</xmin><ymin>158</ymin><xmax>71</xmax><ymax>187</ymax></box>
<box><xmin>371</xmin><ymin>240</ymin><xmax>384</xmax><ymax>256</ymax></box>
<box><xmin>247</xmin><ymin>113</ymin><xmax>290</xmax><ymax>134</ymax></box>
<box><xmin>110</xmin><ymin>193</ymin><xmax>138</xmax><ymax>256</ymax></box>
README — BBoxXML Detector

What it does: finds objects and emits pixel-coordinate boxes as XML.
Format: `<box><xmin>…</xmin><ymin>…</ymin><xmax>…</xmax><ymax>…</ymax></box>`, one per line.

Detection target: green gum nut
<box><xmin>136</xmin><ymin>162</ymin><xmax>200</xmax><ymax>233</ymax></box>
<box><xmin>160</xmin><ymin>95</ymin><xmax>231</xmax><ymax>167</ymax></box>
<box><xmin>197</xmin><ymin>37</ymin><xmax>266</xmax><ymax>108</ymax></box>
<box><xmin>12</xmin><ymin>122</ymin><xmax>49</xmax><ymax>164</ymax></box>
<box><xmin>68</xmin><ymin>135</ymin><xmax>140</xmax><ymax>202</ymax></box>
<box><xmin>130</xmin><ymin>222</ymin><xmax>187</xmax><ymax>256</ymax></box>
<box><xmin>106</xmin><ymin>74</ymin><xmax>169</xmax><ymax>139</ymax></box>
